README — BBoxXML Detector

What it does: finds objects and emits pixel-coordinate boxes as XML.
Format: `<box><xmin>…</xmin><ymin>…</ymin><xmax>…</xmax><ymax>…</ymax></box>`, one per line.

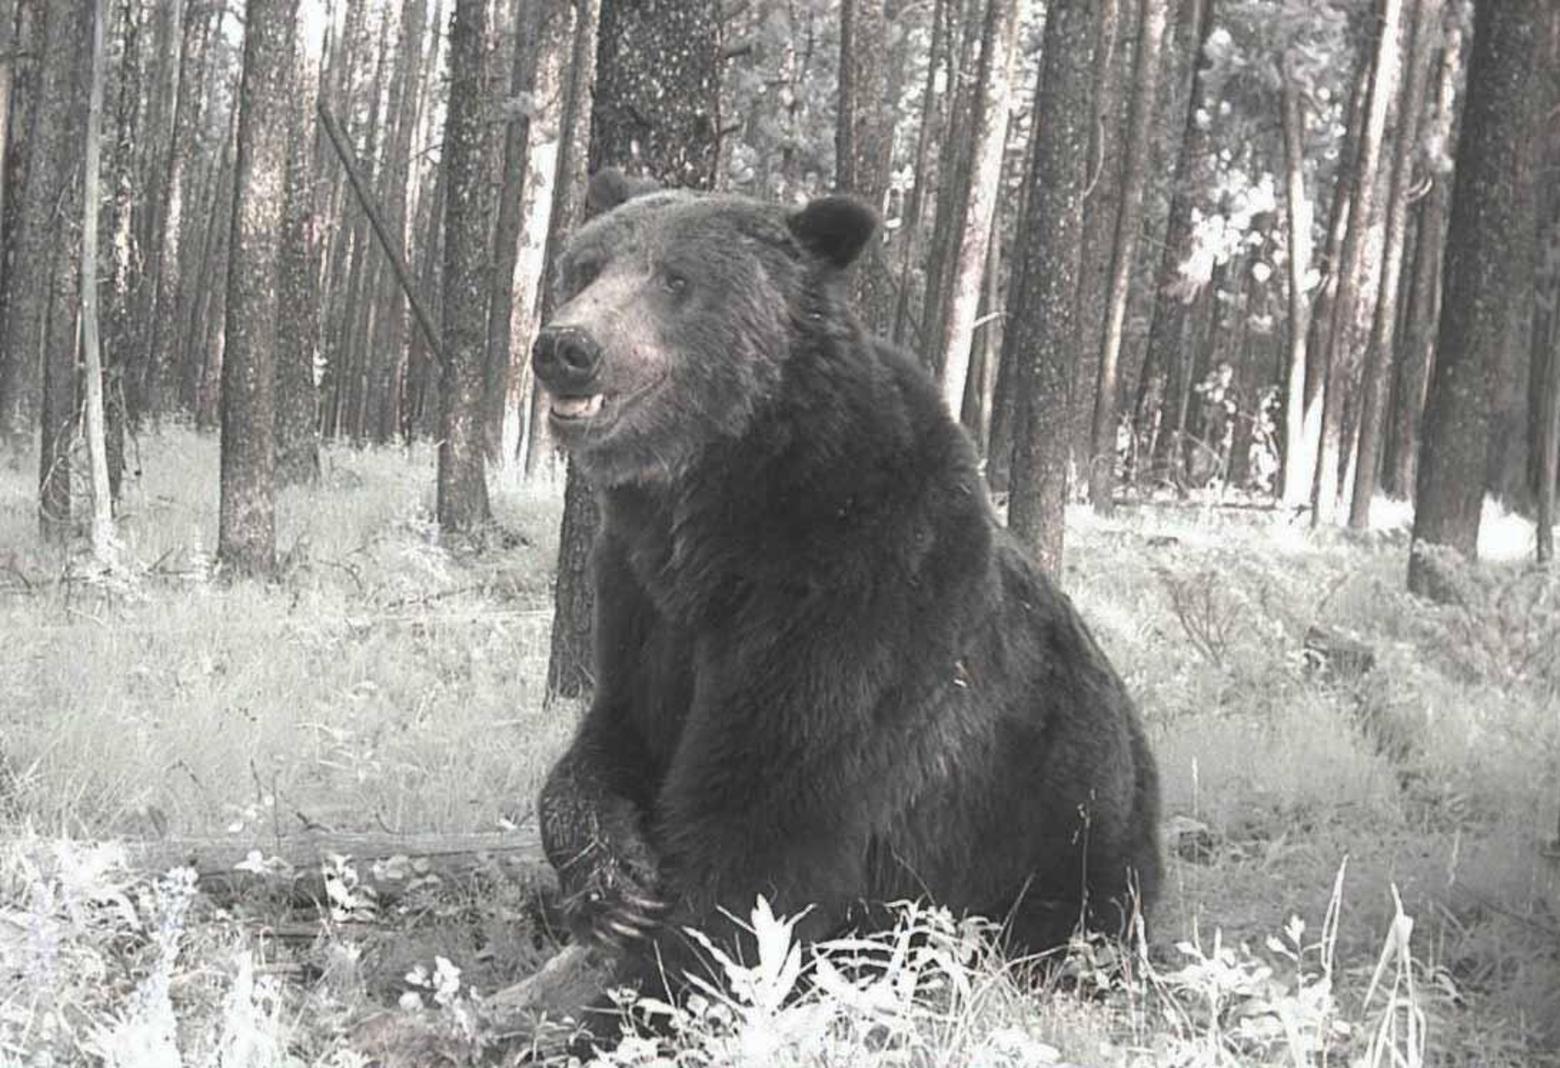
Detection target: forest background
<box><xmin>1</xmin><ymin>0</ymin><xmax>1559</xmax><ymax>1065</ymax></box>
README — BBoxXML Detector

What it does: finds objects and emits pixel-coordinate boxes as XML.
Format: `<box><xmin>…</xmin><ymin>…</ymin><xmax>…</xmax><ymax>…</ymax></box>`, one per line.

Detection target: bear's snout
<box><xmin>533</xmin><ymin>326</ymin><xmax>604</xmax><ymax>392</ymax></box>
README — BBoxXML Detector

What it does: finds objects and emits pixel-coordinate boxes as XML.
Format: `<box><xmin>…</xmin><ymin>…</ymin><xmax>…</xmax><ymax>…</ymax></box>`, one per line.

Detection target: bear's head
<box><xmin>532</xmin><ymin>169</ymin><xmax>878</xmax><ymax>486</ymax></box>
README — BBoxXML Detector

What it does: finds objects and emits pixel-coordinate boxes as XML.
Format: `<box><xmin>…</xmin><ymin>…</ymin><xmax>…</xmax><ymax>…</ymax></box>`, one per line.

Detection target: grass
<box><xmin>2</xmin><ymin>427</ymin><xmax>1558</xmax><ymax>1066</ymax></box>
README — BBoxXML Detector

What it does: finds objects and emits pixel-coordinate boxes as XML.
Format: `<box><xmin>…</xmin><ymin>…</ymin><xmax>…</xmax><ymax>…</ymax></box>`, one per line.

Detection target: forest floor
<box><xmin>2</xmin><ymin>427</ymin><xmax>1558</xmax><ymax>1067</ymax></box>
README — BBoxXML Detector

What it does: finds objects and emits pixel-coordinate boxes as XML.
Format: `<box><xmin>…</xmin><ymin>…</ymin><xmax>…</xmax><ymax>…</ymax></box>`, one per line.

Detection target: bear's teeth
<box><xmin>552</xmin><ymin>395</ymin><xmax>604</xmax><ymax>419</ymax></box>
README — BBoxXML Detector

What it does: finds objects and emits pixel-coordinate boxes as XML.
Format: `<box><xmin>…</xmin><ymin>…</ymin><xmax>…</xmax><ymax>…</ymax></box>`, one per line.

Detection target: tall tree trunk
<box><xmin>918</xmin><ymin>0</ymin><xmax>983</xmax><ymax>372</ymax></box>
<box><xmin>1</xmin><ymin>0</ymin><xmax>89</xmax><ymax>459</ymax></box>
<box><xmin>890</xmin><ymin>0</ymin><xmax>948</xmax><ymax>350</ymax></box>
<box><xmin>482</xmin><ymin>0</ymin><xmax>538</xmax><ymax>464</ymax></box>
<box><xmin>518</xmin><ymin>0</ymin><xmax>598</xmax><ymax>473</ymax></box>
<box><xmin>122</xmin><ymin>0</ymin><xmax>182</xmax><ymax>423</ymax></box>
<box><xmin>1007</xmin><ymin>0</ymin><xmax>1095</xmax><ymax>576</ymax></box>
<box><xmin>1133</xmin><ymin>0</ymin><xmax>1214</xmax><ymax>486</ymax></box>
<box><xmin>960</xmin><ymin>178</ymin><xmax>1006</xmax><ymax>449</ymax></box>
<box><xmin>0</xmin><ymin>0</ymin><xmax>36</xmax><ymax>452</ymax></box>
<box><xmin>1278</xmin><ymin>51</ymin><xmax>1316</xmax><ymax>510</ymax></box>
<box><xmin>547</xmin><ymin>0</ymin><xmax>718</xmax><ymax>700</ymax></box>
<box><xmin>276</xmin><ymin>49</ymin><xmax>322</xmax><ymax>487</ymax></box>
<box><xmin>38</xmin><ymin>0</ymin><xmax>93</xmax><ymax>540</ymax></box>
<box><xmin>380</xmin><ymin>0</ymin><xmax>431</xmax><ymax>444</ymax></box>
<box><xmin>148</xmin><ymin>0</ymin><xmax>213</xmax><ymax>419</ymax></box>
<box><xmin>220</xmin><ymin>0</ymin><xmax>297</xmax><ymax>576</ymax></box>
<box><xmin>934</xmin><ymin>0</ymin><xmax>1020</xmax><ymax>417</ymax></box>
<box><xmin>0</xmin><ymin>0</ymin><xmax>17</xmax><ymax>322</ymax></box>
<box><xmin>1349</xmin><ymin>0</ymin><xmax>1440</xmax><ymax>528</ymax></box>
<box><xmin>1072</xmin><ymin>0</ymin><xmax>1125</xmax><ymax>476</ymax></box>
<box><xmin>836</xmin><ymin>0</ymin><xmax>893</xmax><ymax>332</ymax></box>
<box><xmin>1312</xmin><ymin>0</ymin><xmax>1407</xmax><ymax>527</ymax></box>
<box><xmin>82</xmin><ymin>0</ymin><xmax>113</xmax><ymax>563</ymax></box>
<box><xmin>1087</xmin><ymin>0</ymin><xmax>1170</xmax><ymax>514</ymax></box>
<box><xmin>1409</xmin><ymin>0</ymin><xmax>1545</xmax><ymax>598</ymax></box>
<box><xmin>438</xmin><ymin>0</ymin><xmax>496</xmax><ymax>534</ymax></box>
<box><xmin>102</xmin><ymin>0</ymin><xmax>142</xmax><ymax>500</ymax></box>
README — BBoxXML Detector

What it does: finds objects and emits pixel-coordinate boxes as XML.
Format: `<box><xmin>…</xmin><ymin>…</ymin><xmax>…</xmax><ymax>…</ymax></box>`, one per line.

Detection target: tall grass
<box><xmin>2</xmin><ymin>430</ymin><xmax>1557</xmax><ymax>1065</ymax></box>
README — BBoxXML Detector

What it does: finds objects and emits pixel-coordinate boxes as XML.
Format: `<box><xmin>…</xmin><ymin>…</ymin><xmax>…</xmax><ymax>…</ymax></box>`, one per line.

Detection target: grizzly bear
<box><xmin>532</xmin><ymin>172</ymin><xmax>1160</xmax><ymax>1026</ymax></box>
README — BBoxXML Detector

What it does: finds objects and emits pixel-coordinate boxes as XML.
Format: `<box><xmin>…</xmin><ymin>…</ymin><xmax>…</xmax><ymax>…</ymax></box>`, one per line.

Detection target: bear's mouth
<box><xmin>549</xmin><ymin>394</ymin><xmax>606</xmax><ymax>421</ymax></box>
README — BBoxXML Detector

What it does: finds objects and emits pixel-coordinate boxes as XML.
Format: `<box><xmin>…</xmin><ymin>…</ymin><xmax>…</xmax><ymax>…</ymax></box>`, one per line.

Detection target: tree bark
<box><xmin>0</xmin><ymin>0</ymin><xmax>16</xmax><ymax>333</ymax></box>
<box><xmin>1313</xmin><ymin>0</ymin><xmax>1407</xmax><ymax>527</ymax></box>
<box><xmin>1007</xmin><ymin>0</ymin><xmax>1095</xmax><ymax>576</ymax></box>
<box><xmin>836</xmin><ymin>0</ymin><xmax>894</xmax><ymax>332</ymax></box>
<box><xmin>1278</xmin><ymin>51</ymin><xmax>1316</xmax><ymax>510</ymax></box>
<box><xmin>889</xmin><ymin>0</ymin><xmax>948</xmax><ymax>351</ymax></box>
<box><xmin>146</xmin><ymin>0</ymin><xmax>213</xmax><ymax>419</ymax></box>
<box><xmin>219</xmin><ymin>0</ymin><xmax>297</xmax><ymax>577</ymax></box>
<box><xmin>482</xmin><ymin>0</ymin><xmax>538</xmax><ymax>465</ymax></box>
<box><xmin>1</xmin><ymin>0</ymin><xmax>89</xmax><ymax>460</ymax></box>
<box><xmin>36</xmin><ymin>0</ymin><xmax>94</xmax><ymax>540</ymax></box>
<box><xmin>546</xmin><ymin>0</ymin><xmax>719</xmax><ymax>700</ymax></box>
<box><xmin>276</xmin><ymin>49</ymin><xmax>322</xmax><ymax>488</ymax></box>
<box><xmin>1348</xmin><ymin>0</ymin><xmax>1440</xmax><ymax>528</ymax></box>
<box><xmin>1073</xmin><ymin>0</ymin><xmax>1125</xmax><ymax>479</ymax></box>
<box><xmin>935</xmin><ymin>0</ymin><xmax>1020</xmax><ymax>418</ymax></box>
<box><xmin>918</xmin><ymin>0</ymin><xmax>983</xmax><ymax>373</ymax></box>
<box><xmin>81</xmin><ymin>0</ymin><xmax>113</xmax><ymax>564</ymax></box>
<box><xmin>367</xmin><ymin>0</ymin><xmax>430</xmax><ymax>447</ymax></box>
<box><xmin>517</xmin><ymin>0</ymin><xmax>598</xmax><ymax>472</ymax></box>
<box><xmin>1087</xmin><ymin>0</ymin><xmax>1170</xmax><ymax>514</ymax></box>
<box><xmin>1409</xmin><ymin>0</ymin><xmax>1545</xmax><ymax>597</ymax></box>
<box><xmin>1133</xmin><ymin>0</ymin><xmax>1215</xmax><ymax>487</ymax></box>
<box><xmin>438</xmin><ymin>0</ymin><xmax>497</xmax><ymax>534</ymax></box>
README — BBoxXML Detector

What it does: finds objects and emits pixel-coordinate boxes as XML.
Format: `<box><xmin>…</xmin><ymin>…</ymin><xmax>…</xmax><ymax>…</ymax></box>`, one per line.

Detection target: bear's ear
<box><xmin>587</xmin><ymin>167</ymin><xmax>661</xmax><ymax>214</ymax></box>
<box><xmin>786</xmin><ymin>195</ymin><xmax>878</xmax><ymax>269</ymax></box>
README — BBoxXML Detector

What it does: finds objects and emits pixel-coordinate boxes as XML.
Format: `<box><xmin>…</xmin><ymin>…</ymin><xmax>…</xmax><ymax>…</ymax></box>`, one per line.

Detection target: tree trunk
<box><xmin>0</xmin><ymin>0</ymin><xmax>17</xmax><ymax>332</ymax></box>
<box><xmin>1348</xmin><ymin>0</ymin><xmax>1440</xmax><ymax>528</ymax></box>
<box><xmin>438</xmin><ymin>0</ymin><xmax>496</xmax><ymax>534</ymax></box>
<box><xmin>1</xmin><ymin>0</ymin><xmax>90</xmax><ymax>459</ymax></box>
<box><xmin>1133</xmin><ymin>0</ymin><xmax>1215</xmax><ymax>487</ymax></box>
<box><xmin>482</xmin><ymin>0</ymin><xmax>538</xmax><ymax>465</ymax></box>
<box><xmin>1409</xmin><ymin>0</ymin><xmax>1546</xmax><ymax>598</ymax></box>
<box><xmin>1007</xmin><ymin>0</ymin><xmax>1095</xmax><ymax>576</ymax></box>
<box><xmin>146</xmin><ymin>0</ymin><xmax>213</xmax><ymax>419</ymax></box>
<box><xmin>1073</xmin><ymin>0</ymin><xmax>1125</xmax><ymax>479</ymax></box>
<box><xmin>836</xmin><ymin>0</ymin><xmax>894</xmax><ymax>332</ymax></box>
<box><xmin>546</xmin><ymin>0</ymin><xmax>719</xmax><ymax>700</ymax></box>
<box><xmin>102</xmin><ymin>0</ymin><xmax>142</xmax><ymax>501</ymax></box>
<box><xmin>1312</xmin><ymin>0</ymin><xmax>1407</xmax><ymax>527</ymax></box>
<box><xmin>0</xmin><ymin>0</ymin><xmax>36</xmax><ymax>454</ymax></box>
<box><xmin>1087</xmin><ymin>0</ymin><xmax>1170</xmax><ymax>514</ymax></box>
<box><xmin>219</xmin><ymin>0</ymin><xmax>297</xmax><ymax>576</ymax></box>
<box><xmin>889</xmin><ymin>0</ymin><xmax>948</xmax><ymax>351</ymax></box>
<box><xmin>276</xmin><ymin>50</ymin><xmax>322</xmax><ymax>488</ymax></box>
<box><xmin>120</xmin><ymin>0</ymin><xmax>181</xmax><ymax>424</ymax></box>
<box><xmin>368</xmin><ymin>0</ymin><xmax>430</xmax><ymax>447</ymax></box>
<box><xmin>1278</xmin><ymin>52</ymin><xmax>1316</xmax><ymax>511</ymax></box>
<box><xmin>517</xmin><ymin>0</ymin><xmax>598</xmax><ymax>473</ymax></box>
<box><xmin>81</xmin><ymin>0</ymin><xmax>113</xmax><ymax>564</ymax></box>
<box><xmin>36</xmin><ymin>0</ymin><xmax>93</xmax><ymax>541</ymax></box>
<box><xmin>918</xmin><ymin>0</ymin><xmax>983</xmax><ymax>373</ymax></box>
<box><xmin>934</xmin><ymin>0</ymin><xmax>1020</xmax><ymax>418</ymax></box>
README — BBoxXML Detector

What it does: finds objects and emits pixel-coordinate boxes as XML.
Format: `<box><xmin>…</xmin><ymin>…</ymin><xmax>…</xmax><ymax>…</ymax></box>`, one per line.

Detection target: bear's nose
<box><xmin>532</xmin><ymin>327</ymin><xmax>603</xmax><ymax>389</ymax></box>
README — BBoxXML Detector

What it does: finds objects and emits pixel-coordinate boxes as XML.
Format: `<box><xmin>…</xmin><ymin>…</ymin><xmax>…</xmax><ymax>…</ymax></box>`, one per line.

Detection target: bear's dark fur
<box><xmin>533</xmin><ymin>173</ymin><xmax>1161</xmax><ymax>1007</ymax></box>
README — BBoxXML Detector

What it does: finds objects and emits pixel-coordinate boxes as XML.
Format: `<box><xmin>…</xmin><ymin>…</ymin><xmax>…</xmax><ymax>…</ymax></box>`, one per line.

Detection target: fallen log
<box><xmin>20</xmin><ymin>827</ymin><xmax>551</xmax><ymax>907</ymax></box>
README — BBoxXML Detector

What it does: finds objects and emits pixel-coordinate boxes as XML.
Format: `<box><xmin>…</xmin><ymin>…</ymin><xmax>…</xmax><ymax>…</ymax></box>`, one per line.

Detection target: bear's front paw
<box><xmin>558</xmin><ymin>837</ymin><xmax>669</xmax><ymax>952</ymax></box>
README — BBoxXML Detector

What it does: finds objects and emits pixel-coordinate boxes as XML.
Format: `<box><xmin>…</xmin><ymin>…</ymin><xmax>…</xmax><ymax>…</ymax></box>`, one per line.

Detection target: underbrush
<box><xmin>2</xmin><ymin>430</ymin><xmax>1558</xmax><ymax>1065</ymax></box>
<box><xmin>0</xmin><ymin>843</ymin><xmax>1466</xmax><ymax>1067</ymax></box>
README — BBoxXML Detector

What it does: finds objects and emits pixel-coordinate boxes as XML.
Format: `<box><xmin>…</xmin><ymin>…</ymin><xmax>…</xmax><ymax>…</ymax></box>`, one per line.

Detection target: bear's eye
<box><xmin>661</xmin><ymin>270</ymin><xmax>690</xmax><ymax>297</ymax></box>
<box><xmin>568</xmin><ymin>259</ymin><xmax>603</xmax><ymax>294</ymax></box>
